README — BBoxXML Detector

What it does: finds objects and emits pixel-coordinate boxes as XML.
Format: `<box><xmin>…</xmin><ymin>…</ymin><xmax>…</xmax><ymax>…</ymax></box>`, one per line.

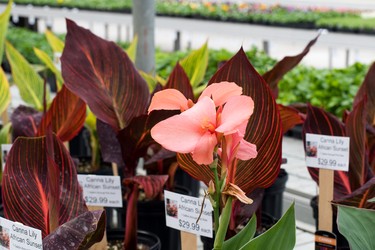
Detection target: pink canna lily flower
<box><xmin>148</xmin><ymin>89</ymin><xmax>194</xmax><ymax>112</ymax></box>
<box><xmin>151</xmin><ymin>96</ymin><xmax>218</xmax><ymax>165</ymax></box>
<box><xmin>148</xmin><ymin>81</ymin><xmax>243</xmax><ymax>114</ymax></box>
<box><xmin>198</xmin><ymin>81</ymin><xmax>243</xmax><ymax>107</ymax></box>
<box><xmin>150</xmin><ymin>82</ymin><xmax>257</xmax><ymax>165</ymax></box>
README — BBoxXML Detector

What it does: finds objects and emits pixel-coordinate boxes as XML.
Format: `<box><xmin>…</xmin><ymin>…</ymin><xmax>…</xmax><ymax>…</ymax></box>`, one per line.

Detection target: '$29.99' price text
<box><xmin>84</xmin><ymin>196</ymin><xmax>108</xmax><ymax>204</ymax></box>
<box><xmin>179</xmin><ymin>219</ymin><xmax>200</xmax><ymax>231</ymax></box>
<box><xmin>318</xmin><ymin>158</ymin><xmax>337</xmax><ymax>167</ymax></box>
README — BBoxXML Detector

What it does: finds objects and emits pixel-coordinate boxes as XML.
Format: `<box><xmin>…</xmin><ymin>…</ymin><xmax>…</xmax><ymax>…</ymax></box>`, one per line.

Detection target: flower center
<box><xmin>202</xmin><ymin>121</ymin><xmax>216</xmax><ymax>133</ymax></box>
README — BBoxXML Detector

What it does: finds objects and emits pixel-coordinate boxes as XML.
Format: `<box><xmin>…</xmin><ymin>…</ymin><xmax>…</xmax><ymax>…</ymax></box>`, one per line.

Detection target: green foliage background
<box><xmin>3</xmin><ymin>26</ymin><xmax>368</xmax><ymax>117</ymax></box>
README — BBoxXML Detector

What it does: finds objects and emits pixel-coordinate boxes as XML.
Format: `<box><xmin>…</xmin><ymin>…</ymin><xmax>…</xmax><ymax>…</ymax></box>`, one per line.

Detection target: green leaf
<box><xmin>223</xmin><ymin>214</ymin><xmax>257</xmax><ymax>249</ymax></box>
<box><xmin>139</xmin><ymin>70</ymin><xmax>157</xmax><ymax>92</ymax></box>
<box><xmin>337</xmin><ymin>205</ymin><xmax>375</xmax><ymax>250</ymax></box>
<box><xmin>193</xmin><ymin>83</ymin><xmax>207</xmax><ymax>97</ymax></box>
<box><xmin>0</xmin><ymin>0</ymin><xmax>12</xmax><ymax>64</ymax></box>
<box><xmin>239</xmin><ymin>203</ymin><xmax>296</xmax><ymax>250</ymax></box>
<box><xmin>45</xmin><ymin>29</ymin><xmax>64</xmax><ymax>53</ymax></box>
<box><xmin>34</xmin><ymin>47</ymin><xmax>63</xmax><ymax>91</ymax></box>
<box><xmin>0</xmin><ymin>122</ymin><xmax>12</xmax><ymax>145</ymax></box>
<box><xmin>0</xmin><ymin>67</ymin><xmax>10</xmax><ymax>116</ymax></box>
<box><xmin>126</xmin><ymin>35</ymin><xmax>138</xmax><ymax>63</ymax></box>
<box><xmin>180</xmin><ymin>42</ymin><xmax>208</xmax><ymax>87</ymax></box>
<box><xmin>369</xmin><ymin>197</ymin><xmax>375</xmax><ymax>202</ymax></box>
<box><xmin>5</xmin><ymin>41</ymin><xmax>48</xmax><ymax>110</ymax></box>
<box><xmin>85</xmin><ymin>109</ymin><xmax>97</xmax><ymax>132</ymax></box>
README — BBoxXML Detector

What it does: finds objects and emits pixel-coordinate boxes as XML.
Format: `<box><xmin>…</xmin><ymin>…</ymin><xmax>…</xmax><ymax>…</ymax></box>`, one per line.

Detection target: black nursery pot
<box><xmin>310</xmin><ymin>196</ymin><xmax>350</xmax><ymax>250</ymax></box>
<box><xmin>107</xmin><ymin>229</ymin><xmax>161</xmax><ymax>250</ymax></box>
<box><xmin>174</xmin><ymin>168</ymin><xmax>201</xmax><ymax>197</ymax></box>
<box><xmin>107</xmin><ymin>186</ymin><xmax>190</xmax><ymax>250</ymax></box>
<box><xmin>262</xmin><ymin>168</ymin><xmax>288</xmax><ymax>219</ymax></box>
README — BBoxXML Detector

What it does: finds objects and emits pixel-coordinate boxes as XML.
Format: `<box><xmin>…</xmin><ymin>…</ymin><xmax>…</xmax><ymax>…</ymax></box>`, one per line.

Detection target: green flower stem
<box><xmin>212</xmin><ymin>165</ymin><xmax>220</xmax><ymax>234</ymax></box>
<box><xmin>213</xmin><ymin>196</ymin><xmax>233</xmax><ymax>250</ymax></box>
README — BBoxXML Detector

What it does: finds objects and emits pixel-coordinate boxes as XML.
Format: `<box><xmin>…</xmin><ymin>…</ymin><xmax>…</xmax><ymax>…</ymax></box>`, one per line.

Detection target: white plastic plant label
<box><xmin>77</xmin><ymin>175</ymin><xmax>123</xmax><ymax>207</ymax></box>
<box><xmin>305</xmin><ymin>133</ymin><xmax>350</xmax><ymax>171</ymax></box>
<box><xmin>0</xmin><ymin>217</ymin><xmax>43</xmax><ymax>249</ymax></box>
<box><xmin>1</xmin><ymin>144</ymin><xmax>12</xmax><ymax>171</ymax></box>
<box><xmin>164</xmin><ymin>190</ymin><xmax>213</xmax><ymax>238</ymax></box>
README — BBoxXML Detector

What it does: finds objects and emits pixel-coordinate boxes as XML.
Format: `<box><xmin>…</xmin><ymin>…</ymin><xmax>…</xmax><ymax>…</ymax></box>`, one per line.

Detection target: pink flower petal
<box><xmin>216</xmin><ymin>95</ymin><xmax>254</xmax><ymax>135</ymax></box>
<box><xmin>199</xmin><ymin>81</ymin><xmax>242</xmax><ymax>107</ymax></box>
<box><xmin>192</xmin><ymin>131</ymin><xmax>218</xmax><ymax>165</ymax></box>
<box><xmin>151</xmin><ymin>96</ymin><xmax>217</xmax><ymax>155</ymax></box>
<box><xmin>181</xmin><ymin>96</ymin><xmax>217</xmax><ymax>131</ymax></box>
<box><xmin>151</xmin><ymin>115</ymin><xmax>202</xmax><ymax>153</ymax></box>
<box><xmin>237</xmin><ymin>120</ymin><xmax>248</xmax><ymax>137</ymax></box>
<box><xmin>148</xmin><ymin>89</ymin><xmax>189</xmax><ymax>113</ymax></box>
<box><xmin>236</xmin><ymin>139</ymin><xmax>257</xmax><ymax>160</ymax></box>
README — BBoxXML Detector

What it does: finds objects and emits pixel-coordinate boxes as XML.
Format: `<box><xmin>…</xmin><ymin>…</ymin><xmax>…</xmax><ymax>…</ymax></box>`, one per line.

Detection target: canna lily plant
<box><xmin>297</xmin><ymin>55</ymin><xmax>375</xmax><ymax>247</ymax></box>
<box><xmin>148</xmin><ymin>80</ymin><xmax>296</xmax><ymax>249</ymax></box>
<box><xmin>147</xmin><ymin>49</ymin><xmax>297</xmax><ymax>248</ymax></box>
<box><xmin>59</xmin><ymin>17</ymin><xmax>297</xmax><ymax>249</ymax></box>
<box><xmin>60</xmin><ymin>19</ymin><xmax>173</xmax><ymax>249</ymax></box>
<box><xmin>302</xmin><ymin>61</ymin><xmax>375</xmax><ymax>201</ymax></box>
<box><xmin>149</xmin><ymin>81</ymin><xmax>258</xmax><ymax>248</ymax></box>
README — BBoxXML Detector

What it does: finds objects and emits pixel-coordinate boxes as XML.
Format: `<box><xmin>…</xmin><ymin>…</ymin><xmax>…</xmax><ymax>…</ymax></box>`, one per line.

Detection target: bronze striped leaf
<box><xmin>61</xmin><ymin>19</ymin><xmax>150</xmax><ymax>131</ymax></box>
<box><xmin>37</xmin><ymin>85</ymin><xmax>86</xmax><ymax>141</ymax></box>
<box><xmin>2</xmin><ymin>134</ymin><xmax>87</xmax><ymax>238</ymax></box>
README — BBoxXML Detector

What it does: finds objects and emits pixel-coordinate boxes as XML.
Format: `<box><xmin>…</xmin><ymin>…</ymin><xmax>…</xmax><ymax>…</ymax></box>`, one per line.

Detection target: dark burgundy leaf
<box><xmin>367</xmin><ymin>125</ymin><xmax>375</xmax><ymax>172</ymax></box>
<box><xmin>353</xmin><ymin>62</ymin><xmax>375</xmax><ymax>125</ymax></box>
<box><xmin>346</xmin><ymin>97</ymin><xmax>372</xmax><ymax>192</ymax></box>
<box><xmin>124</xmin><ymin>175</ymin><xmax>168</xmax><ymax>200</ymax></box>
<box><xmin>262</xmin><ymin>33</ymin><xmax>320</xmax><ymax>98</ymax></box>
<box><xmin>61</xmin><ymin>19</ymin><xmax>150</xmax><ymax>131</ymax></box>
<box><xmin>144</xmin><ymin>147</ymin><xmax>176</xmax><ymax>165</ymax></box>
<box><xmin>230</xmin><ymin>188</ymin><xmax>264</xmax><ymax>230</ymax></box>
<box><xmin>43</xmin><ymin>210</ymin><xmax>106</xmax><ymax>249</ymax></box>
<box><xmin>10</xmin><ymin>105</ymin><xmax>42</xmax><ymax>139</ymax></box>
<box><xmin>96</xmin><ymin>119</ymin><xmax>124</xmax><ymax>166</ymax></box>
<box><xmin>118</xmin><ymin>115</ymin><xmax>149</xmax><ymax>176</ymax></box>
<box><xmin>165</xmin><ymin>63</ymin><xmax>194</xmax><ymax>101</ymax></box>
<box><xmin>333</xmin><ymin>177</ymin><xmax>375</xmax><ymax>209</ymax></box>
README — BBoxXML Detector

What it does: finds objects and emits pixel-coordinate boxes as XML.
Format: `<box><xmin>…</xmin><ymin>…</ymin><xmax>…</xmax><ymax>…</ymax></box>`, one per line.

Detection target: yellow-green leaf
<box><xmin>193</xmin><ymin>83</ymin><xmax>207</xmax><ymax>97</ymax></box>
<box><xmin>0</xmin><ymin>122</ymin><xmax>11</xmax><ymax>145</ymax></box>
<box><xmin>156</xmin><ymin>75</ymin><xmax>166</xmax><ymax>86</ymax></box>
<box><xmin>125</xmin><ymin>35</ymin><xmax>138</xmax><ymax>63</ymax></box>
<box><xmin>45</xmin><ymin>29</ymin><xmax>64</xmax><ymax>53</ymax></box>
<box><xmin>34</xmin><ymin>47</ymin><xmax>63</xmax><ymax>91</ymax></box>
<box><xmin>140</xmin><ymin>70</ymin><xmax>157</xmax><ymax>92</ymax></box>
<box><xmin>0</xmin><ymin>67</ymin><xmax>10</xmax><ymax>116</ymax></box>
<box><xmin>85</xmin><ymin>109</ymin><xmax>96</xmax><ymax>132</ymax></box>
<box><xmin>5</xmin><ymin>41</ymin><xmax>48</xmax><ymax>110</ymax></box>
<box><xmin>0</xmin><ymin>0</ymin><xmax>13</xmax><ymax>64</ymax></box>
<box><xmin>180</xmin><ymin>42</ymin><xmax>209</xmax><ymax>87</ymax></box>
